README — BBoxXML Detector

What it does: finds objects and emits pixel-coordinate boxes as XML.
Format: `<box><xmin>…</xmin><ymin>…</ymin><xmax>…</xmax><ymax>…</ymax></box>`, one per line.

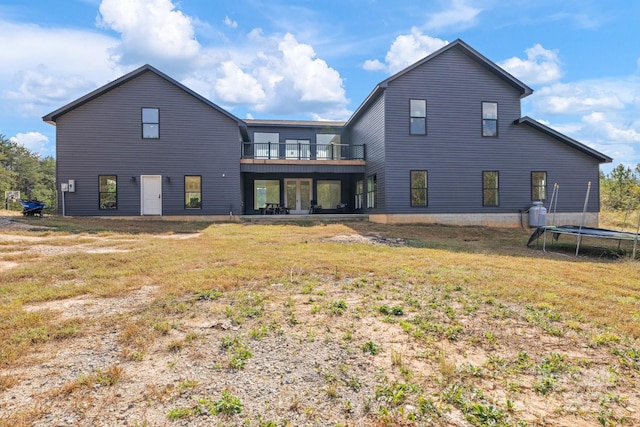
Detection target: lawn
<box><xmin>0</xmin><ymin>214</ymin><xmax>638</xmax><ymax>426</ymax></box>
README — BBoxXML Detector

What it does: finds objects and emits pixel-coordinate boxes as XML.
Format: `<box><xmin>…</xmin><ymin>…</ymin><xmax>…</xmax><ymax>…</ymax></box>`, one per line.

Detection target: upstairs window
<box><xmin>316</xmin><ymin>133</ymin><xmax>342</xmax><ymax>160</ymax></box>
<box><xmin>185</xmin><ymin>176</ymin><xmax>202</xmax><ymax>209</ymax></box>
<box><xmin>142</xmin><ymin>108</ymin><xmax>159</xmax><ymax>139</ymax></box>
<box><xmin>410</xmin><ymin>100</ymin><xmax>426</xmax><ymax>135</ymax></box>
<box><xmin>410</xmin><ymin>170</ymin><xmax>428</xmax><ymax>207</ymax></box>
<box><xmin>99</xmin><ymin>175</ymin><xmax>117</xmax><ymax>209</ymax></box>
<box><xmin>482</xmin><ymin>171</ymin><xmax>499</xmax><ymax>206</ymax></box>
<box><xmin>531</xmin><ymin>171</ymin><xmax>547</xmax><ymax>201</ymax></box>
<box><xmin>482</xmin><ymin>102</ymin><xmax>498</xmax><ymax>137</ymax></box>
<box><xmin>254</xmin><ymin>132</ymin><xmax>279</xmax><ymax>159</ymax></box>
<box><xmin>285</xmin><ymin>139</ymin><xmax>310</xmax><ymax>159</ymax></box>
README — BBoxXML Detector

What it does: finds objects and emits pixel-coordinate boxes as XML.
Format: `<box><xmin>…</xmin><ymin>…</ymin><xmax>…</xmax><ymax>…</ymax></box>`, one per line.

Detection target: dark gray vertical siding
<box><xmin>380</xmin><ymin>45</ymin><xmax>601</xmax><ymax>214</ymax></box>
<box><xmin>348</xmin><ymin>93</ymin><xmax>386</xmax><ymax>211</ymax></box>
<box><xmin>56</xmin><ymin>71</ymin><xmax>241</xmax><ymax>216</ymax></box>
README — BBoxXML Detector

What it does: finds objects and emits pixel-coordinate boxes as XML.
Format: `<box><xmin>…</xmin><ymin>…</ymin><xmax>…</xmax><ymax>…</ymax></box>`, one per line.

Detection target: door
<box><xmin>141</xmin><ymin>175</ymin><xmax>162</xmax><ymax>215</ymax></box>
<box><xmin>285</xmin><ymin>179</ymin><xmax>312</xmax><ymax>214</ymax></box>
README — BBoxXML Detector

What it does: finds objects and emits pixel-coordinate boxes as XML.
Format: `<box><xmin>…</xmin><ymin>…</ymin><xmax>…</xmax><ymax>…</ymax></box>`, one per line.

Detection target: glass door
<box><xmin>285</xmin><ymin>179</ymin><xmax>312</xmax><ymax>214</ymax></box>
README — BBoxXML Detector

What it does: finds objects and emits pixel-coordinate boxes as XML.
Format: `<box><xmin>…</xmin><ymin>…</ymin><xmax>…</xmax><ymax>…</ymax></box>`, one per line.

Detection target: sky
<box><xmin>1</xmin><ymin>0</ymin><xmax>639</xmax><ymax>174</ymax></box>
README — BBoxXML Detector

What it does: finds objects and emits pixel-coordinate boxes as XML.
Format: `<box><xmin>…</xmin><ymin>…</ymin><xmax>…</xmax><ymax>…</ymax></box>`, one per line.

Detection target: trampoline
<box><xmin>527</xmin><ymin>225</ymin><xmax>640</xmax><ymax>257</ymax></box>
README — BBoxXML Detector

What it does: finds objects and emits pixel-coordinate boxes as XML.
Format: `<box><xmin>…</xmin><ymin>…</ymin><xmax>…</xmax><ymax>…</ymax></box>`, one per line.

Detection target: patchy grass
<box><xmin>0</xmin><ymin>215</ymin><xmax>639</xmax><ymax>426</ymax></box>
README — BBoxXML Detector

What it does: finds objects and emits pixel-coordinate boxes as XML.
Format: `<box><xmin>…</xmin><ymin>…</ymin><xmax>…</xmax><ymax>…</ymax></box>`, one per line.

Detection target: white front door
<box><xmin>285</xmin><ymin>179</ymin><xmax>312</xmax><ymax>214</ymax></box>
<box><xmin>141</xmin><ymin>175</ymin><xmax>162</xmax><ymax>215</ymax></box>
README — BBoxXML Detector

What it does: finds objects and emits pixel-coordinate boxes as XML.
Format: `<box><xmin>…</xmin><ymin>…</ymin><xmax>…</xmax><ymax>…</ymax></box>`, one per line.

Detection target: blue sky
<box><xmin>1</xmin><ymin>0</ymin><xmax>639</xmax><ymax>173</ymax></box>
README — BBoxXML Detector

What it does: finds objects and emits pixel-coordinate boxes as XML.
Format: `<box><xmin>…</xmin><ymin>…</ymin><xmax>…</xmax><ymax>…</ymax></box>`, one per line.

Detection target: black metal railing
<box><xmin>242</xmin><ymin>142</ymin><xmax>365</xmax><ymax>160</ymax></box>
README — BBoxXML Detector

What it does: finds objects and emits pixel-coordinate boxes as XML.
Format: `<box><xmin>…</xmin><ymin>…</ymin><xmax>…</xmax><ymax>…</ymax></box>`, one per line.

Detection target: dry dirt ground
<box><xmin>0</xmin><ymin>214</ymin><xmax>639</xmax><ymax>427</ymax></box>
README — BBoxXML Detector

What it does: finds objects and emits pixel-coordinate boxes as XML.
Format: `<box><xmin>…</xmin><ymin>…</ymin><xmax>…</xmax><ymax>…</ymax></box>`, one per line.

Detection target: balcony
<box><xmin>241</xmin><ymin>142</ymin><xmax>365</xmax><ymax>164</ymax></box>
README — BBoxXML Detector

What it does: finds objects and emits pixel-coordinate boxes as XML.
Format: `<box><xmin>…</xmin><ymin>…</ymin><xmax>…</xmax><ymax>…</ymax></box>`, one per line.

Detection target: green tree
<box><xmin>0</xmin><ymin>134</ymin><xmax>56</xmax><ymax>211</ymax></box>
<box><xmin>600</xmin><ymin>164</ymin><xmax>640</xmax><ymax>211</ymax></box>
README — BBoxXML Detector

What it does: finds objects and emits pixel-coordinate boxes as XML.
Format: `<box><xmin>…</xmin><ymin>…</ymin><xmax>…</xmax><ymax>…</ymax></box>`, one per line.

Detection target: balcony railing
<box><xmin>242</xmin><ymin>142</ymin><xmax>365</xmax><ymax>161</ymax></box>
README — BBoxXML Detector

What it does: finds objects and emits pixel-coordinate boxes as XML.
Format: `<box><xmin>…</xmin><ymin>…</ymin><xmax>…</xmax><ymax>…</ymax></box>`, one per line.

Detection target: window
<box><xmin>531</xmin><ymin>171</ymin><xmax>547</xmax><ymax>201</ymax></box>
<box><xmin>142</xmin><ymin>108</ymin><xmax>159</xmax><ymax>139</ymax></box>
<box><xmin>482</xmin><ymin>102</ymin><xmax>498</xmax><ymax>137</ymax></box>
<box><xmin>185</xmin><ymin>176</ymin><xmax>202</xmax><ymax>209</ymax></box>
<box><xmin>285</xmin><ymin>139</ymin><xmax>310</xmax><ymax>159</ymax></box>
<box><xmin>99</xmin><ymin>175</ymin><xmax>117</xmax><ymax>209</ymax></box>
<box><xmin>482</xmin><ymin>171</ymin><xmax>499</xmax><ymax>206</ymax></box>
<box><xmin>367</xmin><ymin>175</ymin><xmax>377</xmax><ymax>208</ymax></box>
<box><xmin>316</xmin><ymin>134</ymin><xmax>341</xmax><ymax>160</ymax></box>
<box><xmin>254</xmin><ymin>132</ymin><xmax>279</xmax><ymax>159</ymax></box>
<box><xmin>410</xmin><ymin>99</ymin><xmax>426</xmax><ymax>135</ymax></box>
<box><xmin>410</xmin><ymin>170</ymin><xmax>428</xmax><ymax>207</ymax></box>
<box><xmin>254</xmin><ymin>179</ymin><xmax>280</xmax><ymax>210</ymax></box>
<box><xmin>355</xmin><ymin>180</ymin><xmax>364</xmax><ymax>210</ymax></box>
<box><xmin>317</xmin><ymin>180</ymin><xmax>341</xmax><ymax>209</ymax></box>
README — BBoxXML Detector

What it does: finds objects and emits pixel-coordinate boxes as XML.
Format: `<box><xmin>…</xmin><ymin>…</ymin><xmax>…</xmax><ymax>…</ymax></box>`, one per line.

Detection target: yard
<box><xmin>0</xmin><ymin>213</ymin><xmax>639</xmax><ymax>426</ymax></box>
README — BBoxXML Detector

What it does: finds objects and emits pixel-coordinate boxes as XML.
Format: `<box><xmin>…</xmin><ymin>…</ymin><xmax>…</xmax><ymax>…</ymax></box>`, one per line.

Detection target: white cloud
<box><xmin>582</xmin><ymin>112</ymin><xmax>640</xmax><ymax>143</ymax></box>
<box><xmin>0</xmin><ymin>19</ymin><xmax>119</xmax><ymax>115</ymax></box>
<box><xmin>531</xmin><ymin>81</ymin><xmax>627</xmax><ymax>115</ymax></box>
<box><xmin>424</xmin><ymin>0</ymin><xmax>481</xmax><ymax>32</ymax></box>
<box><xmin>4</xmin><ymin>66</ymin><xmax>97</xmax><ymax>115</ymax></box>
<box><xmin>223</xmin><ymin>16</ymin><xmax>238</xmax><ymax>29</ymax></box>
<box><xmin>97</xmin><ymin>0</ymin><xmax>201</xmax><ymax>73</ymax></box>
<box><xmin>499</xmin><ymin>44</ymin><xmax>563</xmax><ymax>86</ymax></box>
<box><xmin>363</xmin><ymin>28</ymin><xmax>448</xmax><ymax>74</ymax></box>
<box><xmin>10</xmin><ymin>132</ymin><xmax>51</xmax><ymax>156</ymax></box>
<box><xmin>214</xmin><ymin>61</ymin><xmax>265</xmax><ymax>104</ymax></box>
<box><xmin>277</xmin><ymin>33</ymin><xmax>345</xmax><ymax>103</ymax></box>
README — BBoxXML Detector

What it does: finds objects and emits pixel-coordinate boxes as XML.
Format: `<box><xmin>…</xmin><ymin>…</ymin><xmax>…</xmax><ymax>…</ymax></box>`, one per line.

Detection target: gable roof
<box><xmin>515</xmin><ymin>117</ymin><xmax>612</xmax><ymax>164</ymax></box>
<box><xmin>346</xmin><ymin>39</ymin><xmax>533</xmax><ymax>128</ymax></box>
<box><xmin>42</xmin><ymin>64</ymin><xmax>249</xmax><ymax>140</ymax></box>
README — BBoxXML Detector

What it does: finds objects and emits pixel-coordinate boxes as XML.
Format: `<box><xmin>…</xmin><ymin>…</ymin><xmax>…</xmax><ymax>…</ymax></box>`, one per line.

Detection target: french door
<box><xmin>285</xmin><ymin>179</ymin><xmax>312</xmax><ymax>214</ymax></box>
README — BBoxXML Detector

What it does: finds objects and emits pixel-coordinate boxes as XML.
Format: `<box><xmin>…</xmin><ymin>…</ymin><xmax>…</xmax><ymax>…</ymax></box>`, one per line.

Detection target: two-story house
<box><xmin>43</xmin><ymin>39</ymin><xmax>611</xmax><ymax>226</ymax></box>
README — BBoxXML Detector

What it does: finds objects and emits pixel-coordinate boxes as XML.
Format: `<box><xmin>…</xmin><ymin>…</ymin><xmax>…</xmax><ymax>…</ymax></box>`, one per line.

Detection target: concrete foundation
<box><xmin>368</xmin><ymin>212</ymin><xmax>600</xmax><ymax>228</ymax></box>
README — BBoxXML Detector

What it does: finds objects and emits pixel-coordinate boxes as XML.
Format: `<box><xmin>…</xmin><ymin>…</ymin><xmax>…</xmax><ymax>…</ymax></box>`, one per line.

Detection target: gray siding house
<box><xmin>43</xmin><ymin>39</ymin><xmax>611</xmax><ymax>226</ymax></box>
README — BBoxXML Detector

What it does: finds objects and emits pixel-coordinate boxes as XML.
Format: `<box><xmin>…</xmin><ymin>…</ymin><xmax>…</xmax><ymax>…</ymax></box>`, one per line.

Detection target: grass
<box><xmin>1</xmin><ymin>214</ymin><xmax>639</xmax><ymax>425</ymax></box>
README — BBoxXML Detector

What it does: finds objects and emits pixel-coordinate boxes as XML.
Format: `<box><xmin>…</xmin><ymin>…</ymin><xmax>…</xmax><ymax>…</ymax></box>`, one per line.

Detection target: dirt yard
<box><xmin>0</xmin><ymin>213</ymin><xmax>638</xmax><ymax>426</ymax></box>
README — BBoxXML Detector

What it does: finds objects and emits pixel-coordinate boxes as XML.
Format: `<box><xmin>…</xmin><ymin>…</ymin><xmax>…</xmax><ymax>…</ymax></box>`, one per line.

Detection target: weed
<box><xmin>346</xmin><ymin>375</ymin><xmax>362</xmax><ymax>391</ymax></box>
<box><xmin>249</xmin><ymin>324</ymin><xmax>269</xmax><ymax>340</ymax></box>
<box><xmin>465</xmin><ymin>402</ymin><xmax>506</xmax><ymax>426</ymax></box>
<box><xmin>0</xmin><ymin>374</ymin><xmax>18</xmax><ymax>391</ymax></box>
<box><xmin>378</xmin><ymin>305</ymin><xmax>404</xmax><ymax>316</ymax></box>
<box><xmin>152</xmin><ymin>320</ymin><xmax>172</xmax><ymax>335</ymax></box>
<box><xmin>342</xmin><ymin>399</ymin><xmax>353</xmax><ymax>415</ymax></box>
<box><xmin>441</xmin><ymin>382</ymin><xmax>466</xmax><ymax>406</ymax></box>
<box><xmin>167</xmin><ymin>407</ymin><xmax>192</xmax><ymax>420</ymax></box>
<box><xmin>178</xmin><ymin>379</ymin><xmax>198</xmax><ymax>390</ymax></box>
<box><xmin>537</xmin><ymin>353</ymin><xmax>570</xmax><ymax>376</ymax></box>
<box><xmin>229</xmin><ymin>345</ymin><xmax>252</xmax><ymax>369</ymax></box>
<box><xmin>325</xmin><ymin>383</ymin><xmax>339</xmax><ymax>399</ymax></box>
<box><xmin>362</xmin><ymin>340</ymin><xmax>380</xmax><ymax>355</ymax></box>
<box><xmin>445</xmin><ymin>324</ymin><xmax>464</xmax><ymax>341</ymax></box>
<box><xmin>533</xmin><ymin>376</ymin><xmax>556</xmax><ymax>396</ymax></box>
<box><xmin>198</xmin><ymin>390</ymin><xmax>243</xmax><ymax>415</ymax></box>
<box><xmin>589</xmin><ymin>332</ymin><xmax>622</xmax><ymax>348</ymax></box>
<box><xmin>236</xmin><ymin>291</ymin><xmax>265</xmax><ymax>318</ymax></box>
<box><xmin>167</xmin><ymin>340</ymin><xmax>184</xmax><ymax>352</ymax></box>
<box><xmin>418</xmin><ymin>395</ymin><xmax>443</xmax><ymax>419</ymax></box>
<box><xmin>194</xmin><ymin>289</ymin><xmax>223</xmax><ymax>301</ymax></box>
<box><xmin>329</xmin><ymin>300</ymin><xmax>347</xmax><ymax>315</ymax></box>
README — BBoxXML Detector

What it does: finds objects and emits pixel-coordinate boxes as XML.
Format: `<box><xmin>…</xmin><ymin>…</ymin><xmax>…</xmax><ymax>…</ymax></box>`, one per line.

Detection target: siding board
<box><xmin>56</xmin><ymin>71</ymin><xmax>241</xmax><ymax>216</ymax></box>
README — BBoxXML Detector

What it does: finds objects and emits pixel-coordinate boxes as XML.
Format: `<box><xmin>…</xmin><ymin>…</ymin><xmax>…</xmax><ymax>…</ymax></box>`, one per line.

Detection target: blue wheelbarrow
<box><xmin>19</xmin><ymin>199</ymin><xmax>46</xmax><ymax>217</ymax></box>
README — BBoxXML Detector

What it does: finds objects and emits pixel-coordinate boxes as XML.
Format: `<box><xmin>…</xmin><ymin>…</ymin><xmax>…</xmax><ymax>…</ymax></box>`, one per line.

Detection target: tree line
<box><xmin>600</xmin><ymin>164</ymin><xmax>640</xmax><ymax>211</ymax></box>
<box><xmin>1</xmin><ymin>134</ymin><xmax>56</xmax><ymax>211</ymax></box>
